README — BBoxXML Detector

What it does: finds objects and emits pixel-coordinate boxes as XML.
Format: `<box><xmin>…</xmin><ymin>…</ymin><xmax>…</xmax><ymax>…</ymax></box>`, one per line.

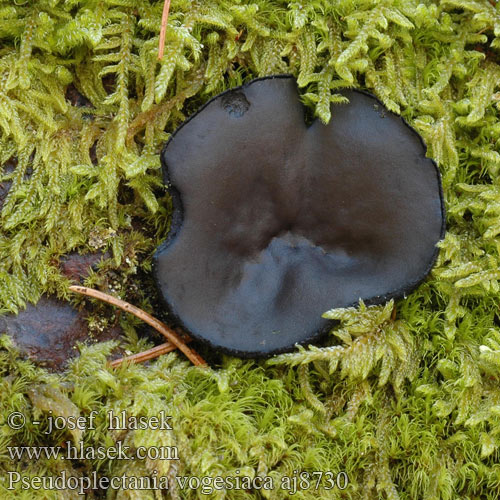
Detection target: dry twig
<box><xmin>69</xmin><ymin>285</ymin><xmax>206</xmax><ymax>366</ymax></box>
<box><xmin>110</xmin><ymin>335</ymin><xmax>192</xmax><ymax>368</ymax></box>
<box><xmin>158</xmin><ymin>0</ymin><xmax>171</xmax><ymax>60</ymax></box>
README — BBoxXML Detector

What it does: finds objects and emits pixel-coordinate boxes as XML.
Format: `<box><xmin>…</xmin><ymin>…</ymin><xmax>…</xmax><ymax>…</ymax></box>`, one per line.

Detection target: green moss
<box><xmin>1</xmin><ymin>0</ymin><xmax>500</xmax><ymax>498</ymax></box>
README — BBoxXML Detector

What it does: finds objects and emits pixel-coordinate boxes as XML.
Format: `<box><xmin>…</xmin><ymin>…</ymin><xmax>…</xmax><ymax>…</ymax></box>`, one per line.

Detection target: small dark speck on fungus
<box><xmin>153</xmin><ymin>75</ymin><xmax>445</xmax><ymax>357</ymax></box>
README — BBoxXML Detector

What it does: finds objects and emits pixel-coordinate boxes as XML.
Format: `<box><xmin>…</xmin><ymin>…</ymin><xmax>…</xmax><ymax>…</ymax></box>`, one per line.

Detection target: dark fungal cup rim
<box><xmin>153</xmin><ymin>74</ymin><xmax>446</xmax><ymax>359</ymax></box>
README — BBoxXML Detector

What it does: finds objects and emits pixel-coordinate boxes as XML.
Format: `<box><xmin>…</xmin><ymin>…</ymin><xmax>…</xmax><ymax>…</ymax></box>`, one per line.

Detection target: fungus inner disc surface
<box><xmin>154</xmin><ymin>76</ymin><xmax>444</xmax><ymax>356</ymax></box>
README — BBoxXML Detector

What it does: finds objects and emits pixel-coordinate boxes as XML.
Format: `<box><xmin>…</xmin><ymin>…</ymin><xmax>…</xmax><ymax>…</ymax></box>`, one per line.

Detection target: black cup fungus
<box><xmin>153</xmin><ymin>75</ymin><xmax>445</xmax><ymax>357</ymax></box>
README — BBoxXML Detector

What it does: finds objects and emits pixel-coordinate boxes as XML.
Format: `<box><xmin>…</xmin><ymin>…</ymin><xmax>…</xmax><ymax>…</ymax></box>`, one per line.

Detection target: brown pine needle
<box><xmin>158</xmin><ymin>0</ymin><xmax>171</xmax><ymax>60</ymax></box>
<box><xmin>110</xmin><ymin>335</ymin><xmax>192</xmax><ymax>368</ymax></box>
<box><xmin>69</xmin><ymin>285</ymin><xmax>206</xmax><ymax>366</ymax></box>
